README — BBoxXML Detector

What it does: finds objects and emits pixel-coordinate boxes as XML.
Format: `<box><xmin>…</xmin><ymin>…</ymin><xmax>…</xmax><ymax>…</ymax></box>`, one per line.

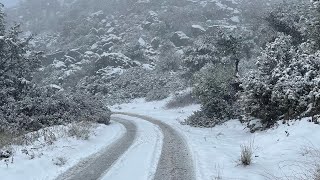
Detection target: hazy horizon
<box><xmin>0</xmin><ymin>0</ymin><xmax>19</xmax><ymax>7</ymax></box>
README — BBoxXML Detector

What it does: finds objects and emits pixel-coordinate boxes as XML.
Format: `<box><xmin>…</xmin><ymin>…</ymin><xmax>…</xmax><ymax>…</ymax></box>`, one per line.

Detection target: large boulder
<box><xmin>170</xmin><ymin>31</ymin><xmax>191</xmax><ymax>47</ymax></box>
<box><xmin>146</xmin><ymin>11</ymin><xmax>159</xmax><ymax>23</ymax></box>
<box><xmin>191</xmin><ymin>25</ymin><xmax>206</xmax><ymax>36</ymax></box>
<box><xmin>102</xmin><ymin>42</ymin><xmax>114</xmax><ymax>51</ymax></box>
<box><xmin>151</xmin><ymin>37</ymin><xmax>161</xmax><ymax>49</ymax></box>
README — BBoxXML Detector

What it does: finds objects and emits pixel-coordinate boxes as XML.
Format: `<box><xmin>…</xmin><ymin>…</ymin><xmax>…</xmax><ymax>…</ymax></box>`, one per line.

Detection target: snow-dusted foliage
<box><xmin>0</xmin><ymin>12</ymin><xmax>40</xmax><ymax>108</ymax></box>
<box><xmin>243</xmin><ymin>35</ymin><xmax>320</xmax><ymax>126</ymax></box>
<box><xmin>185</xmin><ymin>63</ymin><xmax>237</xmax><ymax>127</ymax></box>
<box><xmin>5</xmin><ymin>0</ymin><xmax>320</xmax><ymax>131</ymax></box>
<box><xmin>79</xmin><ymin>67</ymin><xmax>186</xmax><ymax>104</ymax></box>
<box><xmin>183</xmin><ymin>29</ymin><xmax>253</xmax><ymax>78</ymax></box>
<box><xmin>0</xmin><ymin>86</ymin><xmax>111</xmax><ymax>133</ymax></box>
<box><xmin>155</xmin><ymin>40</ymin><xmax>182</xmax><ymax>72</ymax></box>
<box><xmin>0</xmin><ymin>6</ymin><xmax>111</xmax><ymax>135</ymax></box>
<box><xmin>183</xmin><ymin>29</ymin><xmax>250</xmax><ymax>127</ymax></box>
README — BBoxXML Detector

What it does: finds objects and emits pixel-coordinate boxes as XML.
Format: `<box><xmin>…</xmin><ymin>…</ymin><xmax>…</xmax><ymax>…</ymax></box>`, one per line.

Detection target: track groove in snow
<box><xmin>114</xmin><ymin>112</ymin><xmax>196</xmax><ymax>180</ymax></box>
<box><xmin>100</xmin><ymin>115</ymin><xmax>163</xmax><ymax>180</ymax></box>
<box><xmin>55</xmin><ymin>119</ymin><xmax>137</xmax><ymax>180</ymax></box>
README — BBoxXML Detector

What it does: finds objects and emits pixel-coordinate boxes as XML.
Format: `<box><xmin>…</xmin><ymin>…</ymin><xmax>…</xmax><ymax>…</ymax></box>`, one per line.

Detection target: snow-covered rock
<box><xmin>170</xmin><ymin>31</ymin><xmax>191</xmax><ymax>47</ymax></box>
<box><xmin>151</xmin><ymin>37</ymin><xmax>161</xmax><ymax>49</ymax></box>
<box><xmin>52</xmin><ymin>60</ymin><xmax>66</xmax><ymax>69</ymax></box>
<box><xmin>146</xmin><ymin>11</ymin><xmax>159</xmax><ymax>23</ymax></box>
<box><xmin>101</xmin><ymin>42</ymin><xmax>113</xmax><ymax>51</ymax></box>
<box><xmin>191</xmin><ymin>25</ymin><xmax>206</xmax><ymax>36</ymax></box>
<box><xmin>48</xmin><ymin>84</ymin><xmax>63</xmax><ymax>91</ymax></box>
<box><xmin>230</xmin><ymin>16</ymin><xmax>240</xmax><ymax>23</ymax></box>
<box><xmin>102</xmin><ymin>34</ymin><xmax>122</xmax><ymax>44</ymax></box>
<box><xmin>138</xmin><ymin>37</ymin><xmax>147</xmax><ymax>47</ymax></box>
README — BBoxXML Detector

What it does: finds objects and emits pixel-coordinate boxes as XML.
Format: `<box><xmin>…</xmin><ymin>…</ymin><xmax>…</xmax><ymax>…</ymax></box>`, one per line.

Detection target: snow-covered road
<box><xmin>55</xmin><ymin>118</ymin><xmax>137</xmax><ymax>180</ymax></box>
<box><xmin>55</xmin><ymin>114</ymin><xmax>195</xmax><ymax>180</ymax></box>
<box><xmin>113</xmin><ymin>113</ymin><xmax>195</xmax><ymax>180</ymax></box>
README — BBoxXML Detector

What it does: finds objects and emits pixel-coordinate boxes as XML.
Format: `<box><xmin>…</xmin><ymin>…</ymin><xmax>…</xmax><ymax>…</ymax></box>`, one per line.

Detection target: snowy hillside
<box><xmin>1</xmin><ymin>0</ymin><xmax>320</xmax><ymax>179</ymax></box>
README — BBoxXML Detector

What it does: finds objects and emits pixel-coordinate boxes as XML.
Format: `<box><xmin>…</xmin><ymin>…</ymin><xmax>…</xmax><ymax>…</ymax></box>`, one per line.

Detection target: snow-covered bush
<box><xmin>243</xmin><ymin>35</ymin><xmax>320</xmax><ymax>126</ymax></box>
<box><xmin>0</xmin><ymin>24</ymin><xmax>41</xmax><ymax>107</ymax></box>
<box><xmin>80</xmin><ymin>67</ymin><xmax>186</xmax><ymax>104</ymax></box>
<box><xmin>155</xmin><ymin>41</ymin><xmax>182</xmax><ymax>72</ymax></box>
<box><xmin>183</xmin><ymin>30</ymin><xmax>253</xmax><ymax>78</ymax></box>
<box><xmin>165</xmin><ymin>91</ymin><xmax>197</xmax><ymax>109</ymax></box>
<box><xmin>185</xmin><ymin>63</ymin><xmax>237</xmax><ymax>127</ymax></box>
<box><xmin>53</xmin><ymin>157</ymin><xmax>67</xmax><ymax>167</ymax></box>
<box><xmin>264</xmin><ymin>9</ymin><xmax>304</xmax><ymax>45</ymax></box>
<box><xmin>156</xmin><ymin>53</ymin><xmax>181</xmax><ymax>72</ymax></box>
<box><xmin>0</xmin><ymin>87</ymin><xmax>111</xmax><ymax>133</ymax></box>
<box><xmin>184</xmin><ymin>111</ymin><xmax>218</xmax><ymax>127</ymax></box>
<box><xmin>109</xmin><ymin>67</ymin><xmax>185</xmax><ymax>103</ymax></box>
<box><xmin>183</xmin><ymin>35</ymin><xmax>218</xmax><ymax>76</ymax></box>
<box><xmin>145</xmin><ymin>88</ymin><xmax>170</xmax><ymax>102</ymax></box>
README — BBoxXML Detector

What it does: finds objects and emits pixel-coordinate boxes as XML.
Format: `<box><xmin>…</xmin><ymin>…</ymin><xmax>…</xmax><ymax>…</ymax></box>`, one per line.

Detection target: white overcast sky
<box><xmin>0</xmin><ymin>0</ymin><xmax>19</xmax><ymax>7</ymax></box>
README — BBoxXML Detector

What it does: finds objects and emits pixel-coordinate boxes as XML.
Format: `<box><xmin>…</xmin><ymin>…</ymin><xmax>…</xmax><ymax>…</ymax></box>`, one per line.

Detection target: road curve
<box><xmin>55</xmin><ymin>118</ymin><xmax>137</xmax><ymax>180</ymax></box>
<box><xmin>115</xmin><ymin>112</ymin><xmax>195</xmax><ymax>180</ymax></box>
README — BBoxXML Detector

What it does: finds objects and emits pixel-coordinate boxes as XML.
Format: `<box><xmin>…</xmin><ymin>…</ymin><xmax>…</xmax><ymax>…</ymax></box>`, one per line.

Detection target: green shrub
<box><xmin>165</xmin><ymin>91</ymin><xmax>198</xmax><ymax>109</ymax></box>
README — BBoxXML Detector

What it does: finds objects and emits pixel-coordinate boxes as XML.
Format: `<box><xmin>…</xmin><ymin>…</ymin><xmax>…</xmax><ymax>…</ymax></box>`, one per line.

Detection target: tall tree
<box><xmin>0</xmin><ymin>5</ymin><xmax>40</xmax><ymax>106</ymax></box>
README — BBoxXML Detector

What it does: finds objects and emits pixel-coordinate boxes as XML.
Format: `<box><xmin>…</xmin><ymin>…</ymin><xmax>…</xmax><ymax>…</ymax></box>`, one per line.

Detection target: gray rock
<box><xmin>102</xmin><ymin>42</ymin><xmax>114</xmax><ymax>51</ymax></box>
<box><xmin>151</xmin><ymin>37</ymin><xmax>161</xmax><ymax>49</ymax></box>
<box><xmin>170</xmin><ymin>31</ymin><xmax>191</xmax><ymax>47</ymax></box>
<box><xmin>191</xmin><ymin>25</ymin><xmax>206</xmax><ymax>36</ymax></box>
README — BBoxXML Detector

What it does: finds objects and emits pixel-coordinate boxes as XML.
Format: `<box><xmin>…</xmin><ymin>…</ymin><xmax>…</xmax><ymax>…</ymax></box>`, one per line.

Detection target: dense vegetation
<box><xmin>0</xmin><ymin>4</ymin><xmax>111</xmax><ymax>135</ymax></box>
<box><xmin>2</xmin><ymin>0</ymin><xmax>320</xmax><ymax>132</ymax></box>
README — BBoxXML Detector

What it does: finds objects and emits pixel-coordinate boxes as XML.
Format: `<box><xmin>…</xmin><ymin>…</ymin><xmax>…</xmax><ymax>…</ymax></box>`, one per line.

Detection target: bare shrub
<box><xmin>240</xmin><ymin>141</ymin><xmax>254</xmax><ymax>166</ymax></box>
<box><xmin>53</xmin><ymin>156</ymin><xmax>67</xmax><ymax>166</ymax></box>
<box><xmin>213</xmin><ymin>164</ymin><xmax>223</xmax><ymax>180</ymax></box>
<box><xmin>165</xmin><ymin>91</ymin><xmax>198</xmax><ymax>109</ymax></box>
<box><xmin>67</xmin><ymin>122</ymin><xmax>93</xmax><ymax>140</ymax></box>
<box><xmin>313</xmin><ymin>165</ymin><xmax>320</xmax><ymax>180</ymax></box>
<box><xmin>0</xmin><ymin>131</ymin><xmax>14</xmax><ymax>149</ymax></box>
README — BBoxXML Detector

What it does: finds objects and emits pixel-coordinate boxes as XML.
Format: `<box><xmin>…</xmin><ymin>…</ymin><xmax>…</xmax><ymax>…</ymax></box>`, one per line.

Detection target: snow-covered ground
<box><xmin>0</xmin><ymin>121</ymin><xmax>124</xmax><ymax>180</ymax></box>
<box><xmin>111</xmin><ymin>98</ymin><xmax>320</xmax><ymax>180</ymax></box>
<box><xmin>101</xmin><ymin>115</ymin><xmax>163</xmax><ymax>180</ymax></box>
<box><xmin>2</xmin><ymin>97</ymin><xmax>319</xmax><ymax>180</ymax></box>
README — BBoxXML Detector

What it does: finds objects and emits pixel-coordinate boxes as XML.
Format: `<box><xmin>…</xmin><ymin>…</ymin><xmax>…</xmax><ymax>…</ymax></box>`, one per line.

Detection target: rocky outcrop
<box><xmin>170</xmin><ymin>31</ymin><xmax>191</xmax><ymax>47</ymax></box>
<box><xmin>191</xmin><ymin>25</ymin><xmax>206</xmax><ymax>36</ymax></box>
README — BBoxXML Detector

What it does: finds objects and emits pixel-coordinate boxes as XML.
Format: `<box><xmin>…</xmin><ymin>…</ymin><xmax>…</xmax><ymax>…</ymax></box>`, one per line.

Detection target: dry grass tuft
<box><xmin>67</xmin><ymin>121</ymin><xmax>94</xmax><ymax>140</ymax></box>
<box><xmin>240</xmin><ymin>141</ymin><xmax>254</xmax><ymax>166</ymax></box>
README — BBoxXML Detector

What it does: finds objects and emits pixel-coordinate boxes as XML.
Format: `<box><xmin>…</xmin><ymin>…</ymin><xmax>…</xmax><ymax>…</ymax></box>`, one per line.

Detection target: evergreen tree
<box><xmin>243</xmin><ymin>34</ymin><xmax>320</xmax><ymax>126</ymax></box>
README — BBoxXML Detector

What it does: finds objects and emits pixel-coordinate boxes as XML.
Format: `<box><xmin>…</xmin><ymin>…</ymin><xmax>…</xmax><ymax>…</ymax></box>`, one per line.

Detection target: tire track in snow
<box><xmin>99</xmin><ymin>115</ymin><xmax>163</xmax><ymax>180</ymax></box>
<box><xmin>55</xmin><ymin>119</ymin><xmax>137</xmax><ymax>180</ymax></box>
<box><xmin>115</xmin><ymin>112</ymin><xmax>195</xmax><ymax>180</ymax></box>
